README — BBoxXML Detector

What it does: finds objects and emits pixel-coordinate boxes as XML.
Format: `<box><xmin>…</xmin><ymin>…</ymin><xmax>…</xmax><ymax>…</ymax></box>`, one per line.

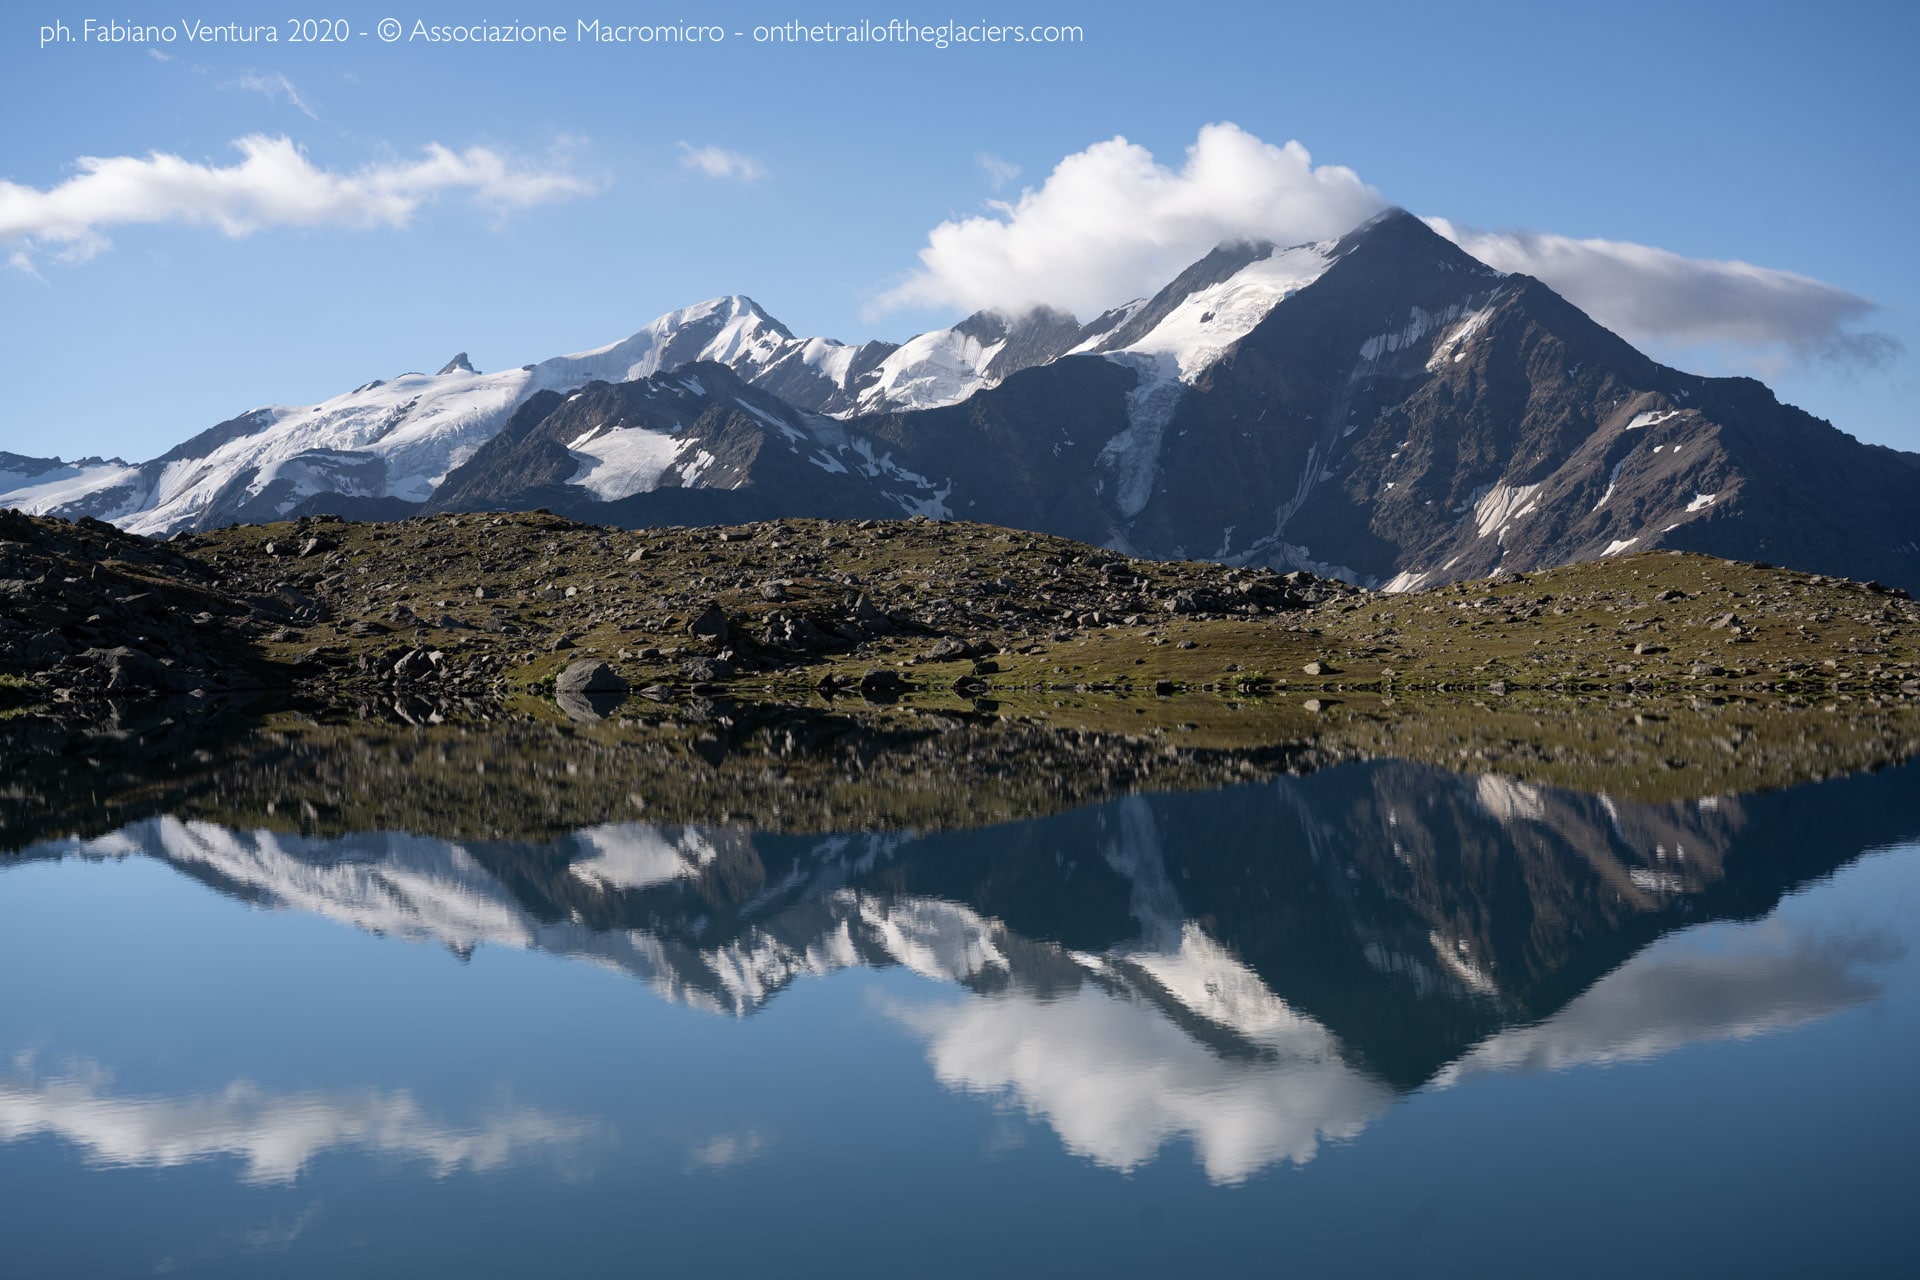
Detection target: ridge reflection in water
<box><xmin>3</xmin><ymin>754</ymin><xmax>1917</xmax><ymax>1275</ymax></box>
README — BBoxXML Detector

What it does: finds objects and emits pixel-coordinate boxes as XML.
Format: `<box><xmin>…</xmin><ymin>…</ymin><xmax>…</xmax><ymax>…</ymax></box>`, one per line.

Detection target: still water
<box><xmin>3</xmin><ymin>756</ymin><xmax>1917</xmax><ymax>1278</ymax></box>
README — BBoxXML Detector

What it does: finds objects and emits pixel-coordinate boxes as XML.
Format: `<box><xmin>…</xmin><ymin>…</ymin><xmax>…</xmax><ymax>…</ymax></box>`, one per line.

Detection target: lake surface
<box><xmin>4</xmin><ymin>755</ymin><xmax>1918</xmax><ymax>1278</ymax></box>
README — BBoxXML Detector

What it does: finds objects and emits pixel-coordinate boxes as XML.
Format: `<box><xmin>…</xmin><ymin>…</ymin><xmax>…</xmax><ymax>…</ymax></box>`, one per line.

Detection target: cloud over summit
<box><xmin>876</xmin><ymin>123</ymin><xmax>1382</xmax><ymax>318</ymax></box>
<box><xmin>882</xmin><ymin>123</ymin><xmax>1893</xmax><ymax>369</ymax></box>
<box><xmin>1426</xmin><ymin>219</ymin><xmax>1899</xmax><ymax>369</ymax></box>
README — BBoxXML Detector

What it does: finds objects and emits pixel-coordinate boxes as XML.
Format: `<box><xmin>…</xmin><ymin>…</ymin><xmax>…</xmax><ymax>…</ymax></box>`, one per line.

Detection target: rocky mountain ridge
<box><xmin>5</xmin><ymin>211</ymin><xmax>1918</xmax><ymax>590</ymax></box>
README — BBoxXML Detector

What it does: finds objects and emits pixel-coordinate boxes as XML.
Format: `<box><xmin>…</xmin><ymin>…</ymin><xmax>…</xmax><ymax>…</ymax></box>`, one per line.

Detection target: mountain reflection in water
<box><xmin>9</xmin><ymin>754</ymin><xmax>1914</xmax><ymax>1188</ymax></box>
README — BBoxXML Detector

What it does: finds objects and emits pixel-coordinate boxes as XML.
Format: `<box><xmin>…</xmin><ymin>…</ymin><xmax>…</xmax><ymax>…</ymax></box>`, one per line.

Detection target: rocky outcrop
<box><xmin>0</xmin><ymin>509</ymin><xmax>271</xmax><ymax>708</ymax></box>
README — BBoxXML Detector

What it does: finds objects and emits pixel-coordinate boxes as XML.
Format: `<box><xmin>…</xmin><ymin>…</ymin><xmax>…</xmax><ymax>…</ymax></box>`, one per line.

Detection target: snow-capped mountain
<box><xmin>0</xmin><ymin>229</ymin><xmax>1369</xmax><ymax>538</ymax></box>
<box><xmin>0</xmin><ymin>296</ymin><xmax>1085</xmax><ymax>536</ymax></box>
<box><xmin>7</xmin><ymin>210</ymin><xmax>1919</xmax><ymax>589</ymax></box>
<box><xmin>420</xmin><ymin>361</ymin><xmax>958</xmax><ymax>521</ymax></box>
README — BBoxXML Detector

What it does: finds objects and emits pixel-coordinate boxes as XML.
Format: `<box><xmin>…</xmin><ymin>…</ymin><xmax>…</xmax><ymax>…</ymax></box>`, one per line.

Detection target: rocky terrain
<box><xmin>0</xmin><ymin>509</ymin><xmax>278</xmax><ymax>709</ymax></box>
<box><xmin>5</xmin><ymin>507</ymin><xmax>1917</xmax><ymax>715</ymax></box>
<box><xmin>5</xmin><ymin>508</ymin><xmax>1920</xmax><ymax>831</ymax></box>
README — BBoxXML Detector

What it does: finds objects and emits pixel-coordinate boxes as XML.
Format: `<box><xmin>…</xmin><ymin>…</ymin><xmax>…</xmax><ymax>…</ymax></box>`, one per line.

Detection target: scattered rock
<box><xmin>19</xmin><ymin>631</ymin><xmax>70</xmax><ymax>667</ymax></box>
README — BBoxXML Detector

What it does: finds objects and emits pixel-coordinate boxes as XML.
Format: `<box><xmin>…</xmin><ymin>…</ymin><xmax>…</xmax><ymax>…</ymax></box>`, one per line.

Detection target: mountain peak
<box><xmin>1334</xmin><ymin>206</ymin><xmax>1498</xmax><ymax>277</ymax></box>
<box><xmin>953</xmin><ymin>304</ymin><xmax>1082</xmax><ymax>345</ymax></box>
<box><xmin>639</xmin><ymin>294</ymin><xmax>794</xmax><ymax>342</ymax></box>
<box><xmin>703</xmin><ymin>293</ymin><xmax>787</xmax><ymax>331</ymax></box>
<box><xmin>719</xmin><ymin>293</ymin><xmax>774</xmax><ymax>320</ymax></box>
<box><xmin>437</xmin><ymin>352</ymin><xmax>477</xmax><ymax>376</ymax></box>
<box><xmin>1355</xmin><ymin>205</ymin><xmax>1421</xmax><ymax>231</ymax></box>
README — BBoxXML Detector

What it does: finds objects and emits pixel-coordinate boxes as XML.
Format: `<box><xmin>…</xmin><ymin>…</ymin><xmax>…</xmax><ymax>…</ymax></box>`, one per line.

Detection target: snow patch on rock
<box><xmin>1109</xmin><ymin>240</ymin><xmax>1339</xmax><ymax>379</ymax></box>
<box><xmin>567</xmin><ymin>427</ymin><xmax>689</xmax><ymax>501</ymax></box>
<box><xmin>1474</xmin><ymin>482</ymin><xmax>1541</xmax><ymax>542</ymax></box>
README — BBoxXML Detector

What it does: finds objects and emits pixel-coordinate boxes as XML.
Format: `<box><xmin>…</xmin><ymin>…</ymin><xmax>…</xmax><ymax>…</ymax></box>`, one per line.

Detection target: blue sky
<box><xmin>2</xmin><ymin>0</ymin><xmax>1916</xmax><ymax>461</ymax></box>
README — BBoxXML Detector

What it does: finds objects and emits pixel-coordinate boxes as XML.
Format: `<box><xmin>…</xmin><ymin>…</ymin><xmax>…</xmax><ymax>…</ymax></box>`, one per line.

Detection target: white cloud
<box><xmin>0</xmin><ymin>135</ymin><xmax>596</xmax><ymax>266</ymax></box>
<box><xmin>230</xmin><ymin>70</ymin><xmax>319</xmax><ymax>120</ymax></box>
<box><xmin>882</xmin><ymin>123</ymin><xmax>1894</xmax><ymax>369</ymax></box>
<box><xmin>875</xmin><ymin>122</ymin><xmax>1383</xmax><ymax>317</ymax></box>
<box><xmin>1427</xmin><ymin>219</ymin><xmax>1900</xmax><ymax>369</ymax></box>
<box><xmin>676</xmin><ymin>143</ymin><xmax>767</xmax><ymax>182</ymax></box>
<box><xmin>6</xmin><ymin>249</ymin><xmax>45</xmax><ymax>283</ymax></box>
<box><xmin>975</xmin><ymin>151</ymin><xmax>1021</xmax><ymax>190</ymax></box>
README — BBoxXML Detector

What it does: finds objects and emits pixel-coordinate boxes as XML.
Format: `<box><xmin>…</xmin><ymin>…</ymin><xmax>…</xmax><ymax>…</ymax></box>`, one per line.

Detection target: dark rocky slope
<box><xmin>405</xmin><ymin>212</ymin><xmax>1920</xmax><ymax>592</ymax></box>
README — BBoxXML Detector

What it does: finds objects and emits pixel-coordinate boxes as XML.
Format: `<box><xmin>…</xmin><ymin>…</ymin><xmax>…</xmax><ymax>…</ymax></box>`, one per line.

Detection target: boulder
<box><xmin>858</xmin><ymin>668</ymin><xmax>909</xmax><ymax>700</ymax></box>
<box><xmin>86</xmin><ymin>645</ymin><xmax>198</xmax><ymax>695</ymax></box>
<box><xmin>19</xmin><ymin>630</ymin><xmax>71</xmax><ymax>668</ymax></box>
<box><xmin>689</xmin><ymin>602</ymin><xmax>731</xmax><ymax>645</ymax></box>
<box><xmin>680</xmin><ymin>655</ymin><xmax>733</xmax><ymax>682</ymax></box>
<box><xmin>555</xmin><ymin>660</ymin><xmax>628</xmax><ymax>696</ymax></box>
<box><xmin>555</xmin><ymin>659</ymin><xmax>629</xmax><ymax>721</ymax></box>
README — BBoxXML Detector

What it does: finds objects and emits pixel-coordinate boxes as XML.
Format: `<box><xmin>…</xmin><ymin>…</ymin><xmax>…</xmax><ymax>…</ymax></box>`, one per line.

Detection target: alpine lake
<box><xmin>3</xmin><ymin>676</ymin><xmax>1918</xmax><ymax>1279</ymax></box>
